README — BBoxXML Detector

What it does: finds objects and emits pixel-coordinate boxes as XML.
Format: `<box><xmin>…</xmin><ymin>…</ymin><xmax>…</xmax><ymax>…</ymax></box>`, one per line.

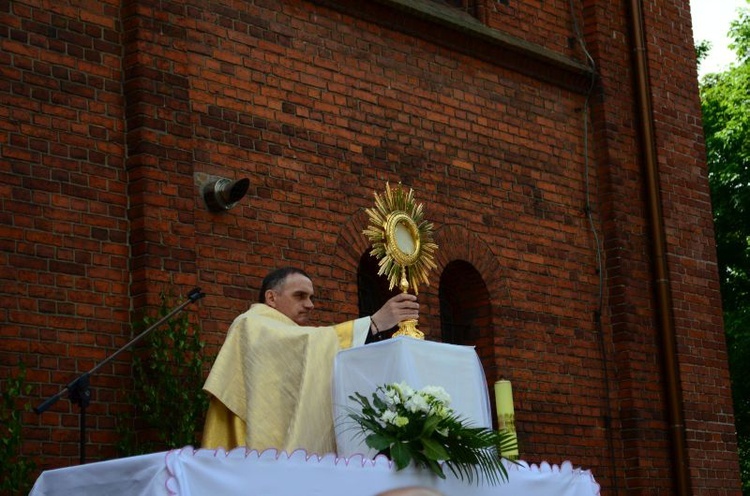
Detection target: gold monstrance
<box><xmin>363</xmin><ymin>183</ymin><xmax>438</xmax><ymax>339</ymax></box>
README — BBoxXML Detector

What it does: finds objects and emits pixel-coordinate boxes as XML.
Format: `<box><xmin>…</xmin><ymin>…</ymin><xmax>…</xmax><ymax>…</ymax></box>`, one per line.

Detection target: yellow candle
<box><xmin>494</xmin><ymin>379</ymin><xmax>519</xmax><ymax>458</ymax></box>
<box><xmin>494</xmin><ymin>380</ymin><xmax>514</xmax><ymax>417</ymax></box>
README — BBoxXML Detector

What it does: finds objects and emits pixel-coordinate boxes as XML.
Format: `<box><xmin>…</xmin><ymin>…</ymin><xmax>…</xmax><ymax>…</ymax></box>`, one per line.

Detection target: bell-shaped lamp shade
<box><xmin>203</xmin><ymin>177</ymin><xmax>250</xmax><ymax>212</ymax></box>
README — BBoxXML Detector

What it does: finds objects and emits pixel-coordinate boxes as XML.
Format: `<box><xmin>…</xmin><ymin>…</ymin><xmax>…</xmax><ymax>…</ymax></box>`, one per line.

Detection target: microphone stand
<box><xmin>34</xmin><ymin>287</ymin><xmax>206</xmax><ymax>465</ymax></box>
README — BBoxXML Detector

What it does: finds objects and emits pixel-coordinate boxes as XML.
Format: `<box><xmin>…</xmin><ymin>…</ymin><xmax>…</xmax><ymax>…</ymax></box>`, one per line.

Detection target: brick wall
<box><xmin>0</xmin><ymin>0</ymin><xmax>740</xmax><ymax>493</ymax></box>
<box><xmin>0</xmin><ymin>0</ymin><xmax>129</xmax><ymax>466</ymax></box>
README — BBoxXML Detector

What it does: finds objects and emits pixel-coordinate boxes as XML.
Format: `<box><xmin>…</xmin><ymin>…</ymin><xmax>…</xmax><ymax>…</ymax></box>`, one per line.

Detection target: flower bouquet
<box><xmin>347</xmin><ymin>382</ymin><xmax>517</xmax><ymax>485</ymax></box>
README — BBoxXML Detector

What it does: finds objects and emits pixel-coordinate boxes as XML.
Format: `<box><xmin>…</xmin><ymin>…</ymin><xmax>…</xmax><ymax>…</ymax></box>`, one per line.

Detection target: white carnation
<box><xmin>384</xmin><ymin>387</ymin><xmax>400</xmax><ymax>406</ymax></box>
<box><xmin>381</xmin><ymin>409</ymin><xmax>398</xmax><ymax>425</ymax></box>
<box><xmin>405</xmin><ymin>393</ymin><xmax>430</xmax><ymax>414</ymax></box>
<box><xmin>421</xmin><ymin>386</ymin><xmax>451</xmax><ymax>406</ymax></box>
<box><xmin>397</xmin><ymin>382</ymin><xmax>415</xmax><ymax>399</ymax></box>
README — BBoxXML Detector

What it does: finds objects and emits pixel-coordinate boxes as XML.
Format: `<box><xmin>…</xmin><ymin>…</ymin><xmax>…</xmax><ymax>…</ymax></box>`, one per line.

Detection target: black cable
<box><xmin>568</xmin><ymin>1</ymin><xmax>620</xmax><ymax>494</ymax></box>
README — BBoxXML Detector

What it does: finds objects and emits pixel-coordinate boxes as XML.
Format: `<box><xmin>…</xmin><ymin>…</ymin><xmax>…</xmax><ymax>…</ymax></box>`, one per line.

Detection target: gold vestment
<box><xmin>202</xmin><ymin>303</ymin><xmax>359</xmax><ymax>455</ymax></box>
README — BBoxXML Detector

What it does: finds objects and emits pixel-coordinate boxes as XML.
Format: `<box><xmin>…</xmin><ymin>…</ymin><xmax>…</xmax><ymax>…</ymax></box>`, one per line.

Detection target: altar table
<box><xmin>333</xmin><ymin>337</ymin><xmax>492</xmax><ymax>457</ymax></box>
<box><xmin>29</xmin><ymin>447</ymin><xmax>601</xmax><ymax>496</ymax></box>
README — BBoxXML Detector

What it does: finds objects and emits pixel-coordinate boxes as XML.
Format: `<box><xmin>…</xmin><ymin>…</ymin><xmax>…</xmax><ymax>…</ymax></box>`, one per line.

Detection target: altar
<box><xmin>29</xmin><ymin>447</ymin><xmax>601</xmax><ymax>496</ymax></box>
<box><xmin>29</xmin><ymin>336</ymin><xmax>601</xmax><ymax>496</ymax></box>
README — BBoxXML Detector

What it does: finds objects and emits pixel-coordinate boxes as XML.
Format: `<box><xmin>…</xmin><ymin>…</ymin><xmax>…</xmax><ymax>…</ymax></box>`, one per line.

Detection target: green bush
<box><xmin>116</xmin><ymin>292</ymin><xmax>212</xmax><ymax>456</ymax></box>
<box><xmin>0</xmin><ymin>364</ymin><xmax>37</xmax><ymax>495</ymax></box>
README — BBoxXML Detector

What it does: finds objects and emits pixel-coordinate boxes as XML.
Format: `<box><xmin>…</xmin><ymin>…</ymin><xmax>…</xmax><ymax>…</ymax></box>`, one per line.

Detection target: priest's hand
<box><xmin>370</xmin><ymin>293</ymin><xmax>419</xmax><ymax>334</ymax></box>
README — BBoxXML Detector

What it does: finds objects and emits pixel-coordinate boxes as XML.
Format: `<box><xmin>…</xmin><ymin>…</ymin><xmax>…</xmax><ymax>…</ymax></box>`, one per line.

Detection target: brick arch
<box><xmin>432</xmin><ymin>223</ymin><xmax>510</xmax><ymax>310</ymax></box>
<box><xmin>439</xmin><ymin>259</ymin><xmax>492</xmax><ymax>347</ymax></box>
<box><xmin>329</xmin><ymin>207</ymin><xmax>374</xmax><ymax>320</ymax></box>
<box><xmin>432</xmin><ymin>223</ymin><xmax>510</xmax><ymax>384</ymax></box>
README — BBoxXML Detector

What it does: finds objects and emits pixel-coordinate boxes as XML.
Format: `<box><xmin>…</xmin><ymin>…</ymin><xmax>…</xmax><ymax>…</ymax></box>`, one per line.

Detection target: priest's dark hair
<box><xmin>259</xmin><ymin>267</ymin><xmax>311</xmax><ymax>303</ymax></box>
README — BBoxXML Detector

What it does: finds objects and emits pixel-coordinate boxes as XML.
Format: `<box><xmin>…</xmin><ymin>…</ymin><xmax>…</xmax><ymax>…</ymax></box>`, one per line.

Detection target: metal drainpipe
<box><xmin>627</xmin><ymin>0</ymin><xmax>692</xmax><ymax>494</ymax></box>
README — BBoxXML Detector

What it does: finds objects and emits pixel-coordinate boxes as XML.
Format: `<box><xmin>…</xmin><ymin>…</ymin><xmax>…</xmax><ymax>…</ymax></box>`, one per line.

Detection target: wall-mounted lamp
<box><xmin>202</xmin><ymin>177</ymin><xmax>250</xmax><ymax>212</ymax></box>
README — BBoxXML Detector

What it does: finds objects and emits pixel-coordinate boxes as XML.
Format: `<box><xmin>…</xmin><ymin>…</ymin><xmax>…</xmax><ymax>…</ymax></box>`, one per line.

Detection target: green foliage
<box><xmin>347</xmin><ymin>383</ymin><xmax>516</xmax><ymax>485</ymax></box>
<box><xmin>730</xmin><ymin>7</ymin><xmax>750</xmax><ymax>63</ymax></box>
<box><xmin>700</xmin><ymin>3</ymin><xmax>750</xmax><ymax>494</ymax></box>
<box><xmin>696</xmin><ymin>40</ymin><xmax>712</xmax><ymax>67</ymax></box>
<box><xmin>702</xmin><ymin>66</ymin><xmax>750</xmax><ymax>314</ymax></box>
<box><xmin>116</xmin><ymin>293</ymin><xmax>212</xmax><ymax>456</ymax></box>
<box><xmin>0</xmin><ymin>364</ymin><xmax>37</xmax><ymax>495</ymax></box>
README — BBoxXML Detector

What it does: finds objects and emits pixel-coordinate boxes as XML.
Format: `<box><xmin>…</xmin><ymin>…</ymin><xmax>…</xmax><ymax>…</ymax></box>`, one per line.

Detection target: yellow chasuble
<box><xmin>202</xmin><ymin>303</ymin><xmax>360</xmax><ymax>455</ymax></box>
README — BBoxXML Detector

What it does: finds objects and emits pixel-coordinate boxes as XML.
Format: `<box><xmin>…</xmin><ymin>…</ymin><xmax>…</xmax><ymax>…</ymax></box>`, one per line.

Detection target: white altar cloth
<box><xmin>29</xmin><ymin>447</ymin><xmax>601</xmax><ymax>496</ymax></box>
<box><xmin>333</xmin><ymin>337</ymin><xmax>492</xmax><ymax>457</ymax></box>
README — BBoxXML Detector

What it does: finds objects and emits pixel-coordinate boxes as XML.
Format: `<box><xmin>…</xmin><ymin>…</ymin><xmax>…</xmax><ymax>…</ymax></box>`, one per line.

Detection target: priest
<box><xmin>201</xmin><ymin>267</ymin><xmax>419</xmax><ymax>455</ymax></box>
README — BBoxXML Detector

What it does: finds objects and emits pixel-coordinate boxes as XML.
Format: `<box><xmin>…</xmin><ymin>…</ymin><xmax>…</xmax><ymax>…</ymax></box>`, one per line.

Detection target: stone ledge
<box><xmin>309</xmin><ymin>0</ymin><xmax>596</xmax><ymax>94</ymax></box>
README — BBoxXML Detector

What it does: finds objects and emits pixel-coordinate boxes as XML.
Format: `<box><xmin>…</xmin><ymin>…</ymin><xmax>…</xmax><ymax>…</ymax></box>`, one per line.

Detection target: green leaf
<box><xmin>366</xmin><ymin>433</ymin><xmax>395</xmax><ymax>452</ymax></box>
<box><xmin>390</xmin><ymin>442</ymin><xmax>412</xmax><ymax>470</ymax></box>
<box><xmin>372</xmin><ymin>393</ymin><xmax>387</xmax><ymax>412</ymax></box>
<box><xmin>421</xmin><ymin>436</ymin><xmax>450</xmax><ymax>461</ymax></box>
<box><xmin>352</xmin><ymin>415</ymin><xmax>383</xmax><ymax>435</ymax></box>
<box><xmin>420</xmin><ymin>413</ymin><xmax>441</xmax><ymax>437</ymax></box>
<box><xmin>427</xmin><ymin>458</ymin><xmax>446</xmax><ymax>479</ymax></box>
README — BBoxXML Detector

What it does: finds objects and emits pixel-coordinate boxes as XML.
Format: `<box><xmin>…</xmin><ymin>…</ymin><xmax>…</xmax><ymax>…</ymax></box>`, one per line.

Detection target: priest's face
<box><xmin>265</xmin><ymin>272</ymin><xmax>315</xmax><ymax>325</ymax></box>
